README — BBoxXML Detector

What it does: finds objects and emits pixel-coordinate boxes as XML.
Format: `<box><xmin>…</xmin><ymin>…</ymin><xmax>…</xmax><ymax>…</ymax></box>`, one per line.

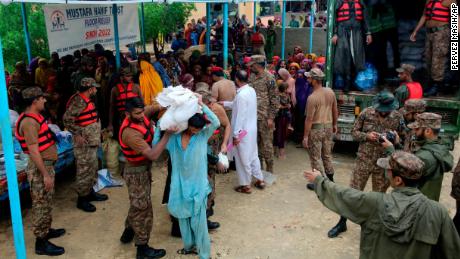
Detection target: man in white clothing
<box><xmin>223</xmin><ymin>70</ymin><xmax>265</xmax><ymax>194</ymax></box>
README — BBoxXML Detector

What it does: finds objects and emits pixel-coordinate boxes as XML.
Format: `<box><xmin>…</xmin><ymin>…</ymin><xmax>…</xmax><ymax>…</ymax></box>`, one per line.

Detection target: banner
<box><xmin>44</xmin><ymin>4</ymin><xmax>140</xmax><ymax>56</ymax></box>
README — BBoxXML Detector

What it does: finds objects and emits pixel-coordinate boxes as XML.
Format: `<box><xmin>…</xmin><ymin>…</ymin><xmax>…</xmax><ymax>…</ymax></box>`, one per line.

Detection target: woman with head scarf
<box><xmin>268</xmin><ymin>56</ymin><xmax>280</xmax><ymax>75</ymax></box>
<box><xmin>293</xmin><ymin>69</ymin><xmax>313</xmax><ymax>143</ymax></box>
<box><xmin>35</xmin><ymin>58</ymin><xmax>53</xmax><ymax>90</ymax></box>
<box><xmin>278</xmin><ymin>68</ymin><xmax>296</xmax><ymax>107</ymax></box>
<box><xmin>288</xmin><ymin>62</ymin><xmax>300</xmax><ymax>76</ymax></box>
<box><xmin>138</xmin><ymin>58</ymin><xmax>164</xmax><ymax>105</ymax></box>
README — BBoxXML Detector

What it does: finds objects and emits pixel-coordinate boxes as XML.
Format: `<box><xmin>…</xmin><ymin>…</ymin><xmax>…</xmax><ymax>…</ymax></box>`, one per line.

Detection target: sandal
<box><xmin>254</xmin><ymin>180</ymin><xmax>266</xmax><ymax>190</ymax></box>
<box><xmin>234</xmin><ymin>185</ymin><xmax>252</xmax><ymax>194</ymax></box>
<box><xmin>177</xmin><ymin>248</ymin><xmax>198</xmax><ymax>255</ymax></box>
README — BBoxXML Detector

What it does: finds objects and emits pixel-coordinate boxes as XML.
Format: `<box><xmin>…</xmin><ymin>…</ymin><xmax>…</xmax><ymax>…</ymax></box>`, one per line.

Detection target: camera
<box><xmin>378</xmin><ymin>131</ymin><xmax>396</xmax><ymax>144</ymax></box>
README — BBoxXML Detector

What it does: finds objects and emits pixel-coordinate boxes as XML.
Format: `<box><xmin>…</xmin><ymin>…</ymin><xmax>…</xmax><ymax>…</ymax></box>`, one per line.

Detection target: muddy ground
<box><xmin>0</xmin><ymin>142</ymin><xmax>458</xmax><ymax>259</ymax></box>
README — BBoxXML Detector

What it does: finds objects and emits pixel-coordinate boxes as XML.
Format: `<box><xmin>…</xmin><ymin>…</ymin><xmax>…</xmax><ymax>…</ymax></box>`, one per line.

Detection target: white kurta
<box><xmin>224</xmin><ymin>84</ymin><xmax>263</xmax><ymax>186</ymax></box>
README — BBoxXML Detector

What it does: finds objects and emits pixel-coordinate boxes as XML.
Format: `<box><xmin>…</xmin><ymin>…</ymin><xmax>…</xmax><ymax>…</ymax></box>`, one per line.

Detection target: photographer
<box><xmin>381</xmin><ymin>112</ymin><xmax>453</xmax><ymax>201</ymax></box>
<box><xmin>327</xmin><ymin>91</ymin><xmax>404</xmax><ymax>238</ymax></box>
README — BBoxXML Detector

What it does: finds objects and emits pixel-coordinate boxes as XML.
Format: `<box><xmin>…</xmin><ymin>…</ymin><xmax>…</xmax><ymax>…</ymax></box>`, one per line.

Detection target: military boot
<box><xmin>120</xmin><ymin>227</ymin><xmax>134</xmax><ymax>243</ymax></box>
<box><xmin>136</xmin><ymin>244</ymin><xmax>166</xmax><ymax>259</ymax></box>
<box><xmin>77</xmin><ymin>196</ymin><xmax>96</xmax><ymax>212</ymax></box>
<box><xmin>328</xmin><ymin>216</ymin><xmax>347</xmax><ymax>238</ymax></box>
<box><xmin>35</xmin><ymin>238</ymin><xmax>65</xmax><ymax>256</ymax></box>
<box><xmin>87</xmin><ymin>190</ymin><xmax>109</xmax><ymax>202</ymax></box>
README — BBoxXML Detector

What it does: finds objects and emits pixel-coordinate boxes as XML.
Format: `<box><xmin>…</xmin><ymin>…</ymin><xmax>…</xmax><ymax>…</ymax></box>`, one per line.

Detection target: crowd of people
<box><xmin>5</xmin><ymin>0</ymin><xmax>460</xmax><ymax>257</ymax></box>
<box><xmin>6</xmin><ymin>40</ymin><xmax>331</xmax><ymax>258</ymax></box>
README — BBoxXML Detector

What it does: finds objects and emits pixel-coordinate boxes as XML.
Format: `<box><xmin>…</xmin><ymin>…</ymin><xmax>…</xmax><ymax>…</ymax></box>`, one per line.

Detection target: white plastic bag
<box><xmin>157</xmin><ymin>85</ymin><xmax>201</xmax><ymax>132</ymax></box>
<box><xmin>218</xmin><ymin>152</ymin><xmax>229</xmax><ymax>169</ymax></box>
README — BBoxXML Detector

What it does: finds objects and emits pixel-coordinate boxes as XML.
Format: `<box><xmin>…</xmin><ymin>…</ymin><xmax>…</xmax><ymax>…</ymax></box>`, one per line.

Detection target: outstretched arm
<box><xmin>305</xmin><ymin>170</ymin><xmax>379</xmax><ymax>224</ymax></box>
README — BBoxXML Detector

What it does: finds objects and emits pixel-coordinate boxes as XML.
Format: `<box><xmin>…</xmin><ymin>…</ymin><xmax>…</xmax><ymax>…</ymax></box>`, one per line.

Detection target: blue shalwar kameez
<box><xmin>155</xmin><ymin>105</ymin><xmax>220</xmax><ymax>259</ymax></box>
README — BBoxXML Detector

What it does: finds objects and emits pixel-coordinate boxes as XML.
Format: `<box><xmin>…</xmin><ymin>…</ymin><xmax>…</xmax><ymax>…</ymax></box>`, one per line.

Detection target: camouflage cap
<box><xmin>396</xmin><ymin>64</ymin><xmax>415</xmax><ymax>74</ymax></box>
<box><xmin>247</xmin><ymin>55</ymin><xmax>266</xmax><ymax>66</ymax></box>
<box><xmin>407</xmin><ymin>112</ymin><xmax>442</xmax><ymax>129</ymax></box>
<box><xmin>404</xmin><ymin>99</ymin><xmax>427</xmax><ymax>113</ymax></box>
<box><xmin>22</xmin><ymin>87</ymin><xmax>48</xmax><ymax>99</ymax></box>
<box><xmin>305</xmin><ymin>68</ymin><xmax>325</xmax><ymax>80</ymax></box>
<box><xmin>373</xmin><ymin>90</ymin><xmax>399</xmax><ymax>112</ymax></box>
<box><xmin>377</xmin><ymin>151</ymin><xmax>424</xmax><ymax>180</ymax></box>
<box><xmin>80</xmin><ymin>77</ymin><xmax>100</xmax><ymax>90</ymax></box>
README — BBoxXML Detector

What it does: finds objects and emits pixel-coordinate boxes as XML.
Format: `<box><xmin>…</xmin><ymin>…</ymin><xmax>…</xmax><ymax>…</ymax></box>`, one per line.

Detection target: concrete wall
<box><xmin>271</xmin><ymin>27</ymin><xmax>328</xmax><ymax>58</ymax></box>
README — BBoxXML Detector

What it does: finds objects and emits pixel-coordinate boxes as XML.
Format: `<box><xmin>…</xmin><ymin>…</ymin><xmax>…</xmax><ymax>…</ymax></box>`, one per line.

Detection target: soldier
<box><xmin>304</xmin><ymin>151</ymin><xmax>460</xmax><ymax>258</ymax></box>
<box><xmin>118</xmin><ymin>97</ymin><xmax>174</xmax><ymax>258</ymax></box>
<box><xmin>394</xmin><ymin>64</ymin><xmax>423</xmax><ymax>107</ymax></box>
<box><xmin>64</xmin><ymin>78</ymin><xmax>108</xmax><ymax>212</ymax></box>
<box><xmin>302</xmin><ymin>68</ymin><xmax>338</xmax><ymax>190</ymax></box>
<box><xmin>327</xmin><ymin>91</ymin><xmax>403</xmax><ymax>238</ymax></box>
<box><xmin>15</xmin><ymin>87</ymin><xmax>65</xmax><ymax>256</ymax></box>
<box><xmin>400</xmin><ymin>99</ymin><xmax>426</xmax><ymax>152</ymax></box>
<box><xmin>383</xmin><ymin>112</ymin><xmax>453</xmax><ymax>201</ymax></box>
<box><xmin>411</xmin><ymin>0</ymin><xmax>457</xmax><ymax>96</ymax></box>
<box><xmin>108</xmin><ymin>67</ymin><xmax>143</xmax><ymax>138</ymax></box>
<box><xmin>452</xmin><ymin>159</ymin><xmax>460</xmax><ymax>235</ymax></box>
<box><xmin>196</xmin><ymin>83</ymin><xmax>231</xmax><ymax>229</ymax></box>
<box><xmin>248</xmin><ymin>55</ymin><xmax>279</xmax><ymax>173</ymax></box>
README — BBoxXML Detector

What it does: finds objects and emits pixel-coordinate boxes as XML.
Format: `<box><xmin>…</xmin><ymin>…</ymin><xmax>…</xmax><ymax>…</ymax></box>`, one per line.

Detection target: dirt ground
<box><xmin>0</xmin><ymin>142</ymin><xmax>458</xmax><ymax>259</ymax></box>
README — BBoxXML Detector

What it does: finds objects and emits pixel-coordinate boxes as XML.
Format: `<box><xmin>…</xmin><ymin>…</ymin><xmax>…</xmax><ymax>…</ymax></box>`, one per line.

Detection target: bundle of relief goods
<box><xmin>156</xmin><ymin>85</ymin><xmax>201</xmax><ymax>132</ymax></box>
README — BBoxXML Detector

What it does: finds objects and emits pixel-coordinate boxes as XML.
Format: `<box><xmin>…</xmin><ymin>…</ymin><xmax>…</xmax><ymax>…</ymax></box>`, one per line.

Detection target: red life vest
<box><xmin>425</xmin><ymin>0</ymin><xmax>450</xmax><ymax>23</ymax></box>
<box><xmin>119</xmin><ymin>116</ymin><xmax>154</xmax><ymax>163</ymax></box>
<box><xmin>15</xmin><ymin>113</ymin><xmax>56</xmax><ymax>154</ymax></box>
<box><xmin>116</xmin><ymin>83</ymin><xmax>139</xmax><ymax>113</ymax></box>
<box><xmin>406</xmin><ymin>82</ymin><xmax>423</xmax><ymax>100</ymax></box>
<box><xmin>66</xmin><ymin>93</ymin><xmax>98</xmax><ymax>127</ymax></box>
<box><xmin>251</xmin><ymin>33</ymin><xmax>264</xmax><ymax>47</ymax></box>
<box><xmin>337</xmin><ymin>0</ymin><xmax>364</xmax><ymax>22</ymax></box>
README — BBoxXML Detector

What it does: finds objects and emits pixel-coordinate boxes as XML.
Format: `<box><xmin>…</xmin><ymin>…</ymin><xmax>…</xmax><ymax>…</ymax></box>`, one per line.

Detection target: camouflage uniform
<box><xmin>315</xmin><ymin>151</ymin><xmax>460</xmax><ymax>259</ymax></box>
<box><xmin>306</xmin><ymin>68</ymin><xmax>336</xmax><ymax>176</ymax></box>
<box><xmin>248</xmin><ymin>55</ymin><xmax>280</xmax><ymax>172</ymax></box>
<box><xmin>18</xmin><ymin>88</ymin><xmax>59</xmax><ymax>239</ymax></box>
<box><xmin>63</xmin><ymin>78</ymin><xmax>101</xmax><ymax>196</ymax></box>
<box><xmin>400</xmin><ymin>99</ymin><xmax>426</xmax><ymax>152</ymax></box>
<box><xmin>426</xmin><ymin>27</ymin><xmax>450</xmax><ymax>83</ymax></box>
<box><xmin>28</xmin><ymin>160</ymin><xmax>56</xmax><ymax>238</ymax></box>
<box><xmin>308</xmin><ymin>127</ymin><xmax>335</xmax><ymax>175</ymax></box>
<box><xmin>124</xmin><ymin>166</ymin><xmax>153</xmax><ymax>245</ymax></box>
<box><xmin>407</xmin><ymin>112</ymin><xmax>453</xmax><ymax>201</ymax></box>
<box><xmin>207</xmin><ymin>127</ymin><xmax>222</xmax><ymax>210</ymax></box>
<box><xmin>351</xmin><ymin>94</ymin><xmax>403</xmax><ymax>192</ymax></box>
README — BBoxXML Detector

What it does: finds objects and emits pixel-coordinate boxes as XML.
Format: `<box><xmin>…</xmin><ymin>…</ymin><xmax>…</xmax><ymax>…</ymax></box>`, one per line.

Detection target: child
<box><xmin>274</xmin><ymin>82</ymin><xmax>292</xmax><ymax>159</ymax></box>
